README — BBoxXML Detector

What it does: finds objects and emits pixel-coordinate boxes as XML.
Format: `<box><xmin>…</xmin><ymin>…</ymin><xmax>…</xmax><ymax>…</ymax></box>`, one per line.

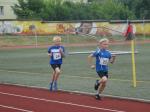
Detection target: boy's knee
<box><xmin>55</xmin><ymin>68</ymin><xmax>61</xmax><ymax>74</ymax></box>
<box><xmin>102</xmin><ymin>76</ymin><xmax>107</xmax><ymax>81</ymax></box>
<box><xmin>101</xmin><ymin>77</ymin><xmax>107</xmax><ymax>84</ymax></box>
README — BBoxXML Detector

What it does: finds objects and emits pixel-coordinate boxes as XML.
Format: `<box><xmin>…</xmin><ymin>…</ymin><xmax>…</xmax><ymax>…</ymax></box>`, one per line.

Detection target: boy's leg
<box><xmin>94</xmin><ymin>79</ymin><xmax>100</xmax><ymax>90</ymax></box>
<box><xmin>49</xmin><ymin>64</ymin><xmax>56</xmax><ymax>91</ymax></box>
<box><xmin>49</xmin><ymin>82</ymin><xmax>53</xmax><ymax>91</ymax></box>
<box><xmin>95</xmin><ymin>76</ymin><xmax>107</xmax><ymax>100</ymax></box>
<box><xmin>54</xmin><ymin>67</ymin><xmax>61</xmax><ymax>81</ymax></box>
<box><xmin>53</xmin><ymin>67</ymin><xmax>61</xmax><ymax>90</ymax></box>
<box><xmin>49</xmin><ymin>71</ymin><xmax>55</xmax><ymax>91</ymax></box>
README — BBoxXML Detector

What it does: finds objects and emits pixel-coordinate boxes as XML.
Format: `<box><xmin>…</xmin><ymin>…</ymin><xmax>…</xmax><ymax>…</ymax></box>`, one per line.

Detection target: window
<box><xmin>0</xmin><ymin>6</ymin><xmax>4</xmax><ymax>16</ymax></box>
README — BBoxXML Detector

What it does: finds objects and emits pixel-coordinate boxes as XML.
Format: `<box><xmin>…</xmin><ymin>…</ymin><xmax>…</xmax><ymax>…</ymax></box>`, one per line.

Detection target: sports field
<box><xmin>0</xmin><ymin>35</ymin><xmax>150</xmax><ymax>102</ymax></box>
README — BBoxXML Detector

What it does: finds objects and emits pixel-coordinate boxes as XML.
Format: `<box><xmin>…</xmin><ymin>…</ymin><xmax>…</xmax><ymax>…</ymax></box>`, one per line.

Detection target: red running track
<box><xmin>0</xmin><ymin>84</ymin><xmax>149</xmax><ymax>112</ymax></box>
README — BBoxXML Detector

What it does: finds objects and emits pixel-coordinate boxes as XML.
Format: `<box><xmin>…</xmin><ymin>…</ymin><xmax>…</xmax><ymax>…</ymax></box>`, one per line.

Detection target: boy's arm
<box><xmin>48</xmin><ymin>47</ymin><xmax>52</xmax><ymax>58</ymax></box>
<box><xmin>48</xmin><ymin>53</ymin><xmax>52</xmax><ymax>58</ymax></box>
<box><xmin>88</xmin><ymin>54</ymin><xmax>95</xmax><ymax>69</ymax></box>
<box><xmin>110</xmin><ymin>55</ymin><xmax>116</xmax><ymax>64</ymax></box>
<box><xmin>59</xmin><ymin>48</ymin><xmax>65</xmax><ymax>58</ymax></box>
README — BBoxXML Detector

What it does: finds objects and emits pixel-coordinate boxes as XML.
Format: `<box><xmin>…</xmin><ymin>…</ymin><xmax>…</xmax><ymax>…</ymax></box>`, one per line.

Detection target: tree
<box><xmin>135</xmin><ymin>0</ymin><xmax>150</xmax><ymax>19</ymax></box>
<box><xmin>120</xmin><ymin>0</ymin><xmax>150</xmax><ymax>19</ymax></box>
<box><xmin>12</xmin><ymin>0</ymin><xmax>136</xmax><ymax>20</ymax></box>
<box><xmin>12</xmin><ymin>0</ymin><xmax>45</xmax><ymax>19</ymax></box>
<box><xmin>89</xmin><ymin>0</ymin><xmax>135</xmax><ymax>20</ymax></box>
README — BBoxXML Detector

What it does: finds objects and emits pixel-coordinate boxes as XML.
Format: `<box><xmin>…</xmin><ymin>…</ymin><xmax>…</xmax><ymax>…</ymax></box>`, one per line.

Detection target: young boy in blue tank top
<box><xmin>88</xmin><ymin>38</ymin><xmax>116</xmax><ymax>100</ymax></box>
<box><xmin>48</xmin><ymin>36</ymin><xmax>65</xmax><ymax>91</ymax></box>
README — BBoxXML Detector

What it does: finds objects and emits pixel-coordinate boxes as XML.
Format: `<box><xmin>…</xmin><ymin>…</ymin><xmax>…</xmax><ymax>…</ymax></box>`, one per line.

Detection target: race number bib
<box><xmin>99</xmin><ymin>58</ymin><xmax>109</xmax><ymax>65</ymax></box>
<box><xmin>53</xmin><ymin>52</ymin><xmax>61</xmax><ymax>60</ymax></box>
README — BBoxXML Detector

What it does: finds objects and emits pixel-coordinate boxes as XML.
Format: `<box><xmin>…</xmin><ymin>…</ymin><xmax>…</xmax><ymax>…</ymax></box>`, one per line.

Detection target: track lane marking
<box><xmin>0</xmin><ymin>91</ymin><xmax>125</xmax><ymax>112</ymax></box>
<box><xmin>1</xmin><ymin>83</ymin><xmax>150</xmax><ymax>103</ymax></box>
<box><xmin>0</xmin><ymin>104</ymin><xmax>33</xmax><ymax>112</ymax></box>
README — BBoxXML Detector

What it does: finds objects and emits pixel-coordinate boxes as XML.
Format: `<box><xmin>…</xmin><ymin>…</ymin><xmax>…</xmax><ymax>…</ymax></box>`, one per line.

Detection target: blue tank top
<box><xmin>92</xmin><ymin>48</ymin><xmax>111</xmax><ymax>72</ymax></box>
<box><xmin>48</xmin><ymin>45</ymin><xmax>65</xmax><ymax>64</ymax></box>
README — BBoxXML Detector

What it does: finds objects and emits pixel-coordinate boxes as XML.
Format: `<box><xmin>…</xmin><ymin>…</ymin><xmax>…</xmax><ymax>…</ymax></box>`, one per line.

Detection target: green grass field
<box><xmin>0</xmin><ymin>35</ymin><xmax>150</xmax><ymax>101</ymax></box>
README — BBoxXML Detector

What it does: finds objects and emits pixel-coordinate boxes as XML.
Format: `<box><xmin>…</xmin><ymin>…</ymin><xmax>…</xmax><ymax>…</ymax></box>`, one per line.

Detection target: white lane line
<box><xmin>1</xmin><ymin>83</ymin><xmax>150</xmax><ymax>103</ymax></box>
<box><xmin>0</xmin><ymin>91</ymin><xmax>126</xmax><ymax>112</ymax></box>
<box><xmin>0</xmin><ymin>104</ymin><xmax>33</xmax><ymax>112</ymax></box>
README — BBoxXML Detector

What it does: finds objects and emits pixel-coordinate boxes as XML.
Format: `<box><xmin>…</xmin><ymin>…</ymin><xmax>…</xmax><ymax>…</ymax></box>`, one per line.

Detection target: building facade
<box><xmin>0</xmin><ymin>0</ymin><xmax>18</xmax><ymax>20</ymax></box>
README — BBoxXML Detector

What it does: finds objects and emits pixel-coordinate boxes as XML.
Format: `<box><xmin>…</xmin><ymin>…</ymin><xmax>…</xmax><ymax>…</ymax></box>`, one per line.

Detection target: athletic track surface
<box><xmin>0</xmin><ymin>84</ymin><xmax>149</xmax><ymax>112</ymax></box>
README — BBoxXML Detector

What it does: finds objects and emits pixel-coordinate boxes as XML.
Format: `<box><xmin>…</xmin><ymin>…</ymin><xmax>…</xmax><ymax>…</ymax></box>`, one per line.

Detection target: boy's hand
<box><xmin>48</xmin><ymin>53</ymin><xmax>52</xmax><ymax>57</ymax></box>
<box><xmin>59</xmin><ymin>48</ymin><xmax>63</xmax><ymax>53</ymax></box>
<box><xmin>112</xmin><ymin>55</ymin><xmax>116</xmax><ymax>57</ymax></box>
<box><xmin>59</xmin><ymin>48</ymin><xmax>65</xmax><ymax>58</ymax></box>
<box><xmin>90</xmin><ymin>65</ymin><xmax>95</xmax><ymax>69</ymax></box>
<box><xmin>110</xmin><ymin>55</ymin><xmax>116</xmax><ymax>64</ymax></box>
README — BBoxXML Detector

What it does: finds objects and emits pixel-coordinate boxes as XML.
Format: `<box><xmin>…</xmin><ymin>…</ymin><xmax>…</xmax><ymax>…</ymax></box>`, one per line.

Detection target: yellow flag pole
<box><xmin>131</xmin><ymin>39</ymin><xmax>137</xmax><ymax>87</ymax></box>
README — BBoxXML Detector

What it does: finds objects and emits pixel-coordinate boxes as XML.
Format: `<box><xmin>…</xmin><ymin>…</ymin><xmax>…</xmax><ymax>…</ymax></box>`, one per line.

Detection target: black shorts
<box><xmin>51</xmin><ymin>64</ymin><xmax>61</xmax><ymax>70</ymax></box>
<box><xmin>97</xmin><ymin>71</ymin><xmax>108</xmax><ymax>78</ymax></box>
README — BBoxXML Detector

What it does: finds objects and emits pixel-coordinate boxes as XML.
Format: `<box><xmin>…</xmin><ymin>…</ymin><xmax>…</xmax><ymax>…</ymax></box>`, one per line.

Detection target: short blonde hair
<box><xmin>99</xmin><ymin>38</ymin><xmax>109</xmax><ymax>43</ymax></box>
<box><xmin>53</xmin><ymin>36</ymin><xmax>61</xmax><ymax>42</ymax></box>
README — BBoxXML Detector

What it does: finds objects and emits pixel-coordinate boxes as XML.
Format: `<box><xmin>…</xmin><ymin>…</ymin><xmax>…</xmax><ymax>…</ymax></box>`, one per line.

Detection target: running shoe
<box><xmin>53</xmin><ymin>82</ymin><xmax>58</xmax><ymax>91</ymax></box>
<box><xmin>49</xmin><ymin>83</ymin><xmax>53</xmax><ymax>91</ymax></box>
<box><xmin>95</xmin><ymin>94</ymin><xmax>101</xmax><ymax>100</ymax></box>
